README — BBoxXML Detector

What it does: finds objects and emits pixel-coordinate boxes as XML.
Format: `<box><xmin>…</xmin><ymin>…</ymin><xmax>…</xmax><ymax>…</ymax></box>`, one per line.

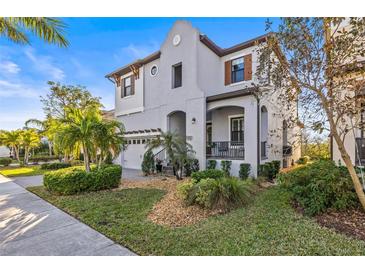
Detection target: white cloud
<box><xmin>24</xmin><ymin>48</ymin><xmax>65</xmax><ymax>80</ymax></box>
<box><xmin>0</xmin><ymin>79</ymin><xmax>46</xmax><ymax>98</ymax></box>
<box><xmin>0</xmin><ymin>61</ymin><xmax>20</xmax><ymax>74</ymax></box>
<box><xmin>114</xmin><ymin>41</ymin><xmax>159</xmax><ymax>62</ymax></box>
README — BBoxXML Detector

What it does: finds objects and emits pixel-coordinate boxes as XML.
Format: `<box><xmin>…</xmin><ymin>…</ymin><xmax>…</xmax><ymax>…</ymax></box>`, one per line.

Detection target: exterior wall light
<box><xmin>192</xmin><ymin>118</ymin><xmax>196</xmax><ymax>124</ymax></box>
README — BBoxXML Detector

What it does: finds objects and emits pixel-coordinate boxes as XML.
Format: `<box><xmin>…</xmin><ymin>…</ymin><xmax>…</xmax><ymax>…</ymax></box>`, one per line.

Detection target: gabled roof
<box><xmin>105</xmin><ymin>51</ymin><xmax>161</xmax><ymax>78</ymax></box>
<box><xmin>199</xmin><ymin>32</ymin><xmax>274</xmax><ymax>57</ymax></box>
<box><xmin>105</xmin><ymin>25</ymin><xmax>273</xmax><ymax>79</ymax></box>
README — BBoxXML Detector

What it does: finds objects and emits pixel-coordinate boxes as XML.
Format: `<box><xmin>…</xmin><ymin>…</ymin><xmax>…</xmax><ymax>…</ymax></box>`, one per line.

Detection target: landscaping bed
<box><xmin>28</xmin><ymin>184</ymin><xmax>365</xmax><ymax>255</ymax></box>
<box><xmin>315</xmin><ymin>208</ymin><xmax>365</xmax><ymax>242</ymax></box>
<box><xmin>121</xmin><ymin>178</ymin><xmax>222</xmax><ymax>227</ymax></box>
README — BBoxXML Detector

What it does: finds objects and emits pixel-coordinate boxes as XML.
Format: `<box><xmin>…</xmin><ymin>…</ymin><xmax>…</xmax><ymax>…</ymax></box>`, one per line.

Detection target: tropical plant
<box><xmin>0</xmin><ymin>17</ymin><xmax>68</xmax><ymax>46</ymax></box>
<box><xmin>178</xmin><ymin>177</ymin><xmax>254</xmax><ymax>211</ymax></box>
<box><xmin>20</xmin><ymin>129</ymin><xmax>41</xmax><ymax>165</ymax></box>
<box><xmin>92</xmin><ymin>119</ymin><xmax>125</xmax><ymax>168</ymax></box>
<box><xmin>0</xmin><ymin>130</ymin><xmax>21</xmax><ymax>161</ymax></box>
<box><xmin>146</xmin><ymin>131</ymin><xmax>194</xmax><ymax>180</ymax></box>
<box><xmin>141</xmin><ymin>149</ymin><xmax>155</xmax><ymax>175</ymax></box>
<box><xmin>55</xmin><ymin>106</ymin><xmax>101</xmax><ymax>172</ymax></box>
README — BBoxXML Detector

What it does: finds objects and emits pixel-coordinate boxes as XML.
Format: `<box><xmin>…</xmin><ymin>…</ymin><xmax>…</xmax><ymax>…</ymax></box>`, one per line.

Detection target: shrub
<box><xmin>41</xmin><ymin>162</ymin><xmax>71</xmax><ymax>170</ymax></box>
<box><xmin>178</xmin><ymin>177</ymin><xmax>253</xmax><ymax>210</ymax></box>
<box><xmin>277</xmin><ymin>160</ymin><xmax>359</xmax><ymax>216</ymax></box>
<box><xmin>221</xmin><ymin>160</ymin><xmax>232</xmax><ymax>176</ymax></box>
<box><xmin>239</xmin><ymin>163</ymin><xmax>251</xmax><ymax>180</ymax></box>
<box><xmin>191</xmin><ymin>169</ymin><xmax>225</xmax><ymax>182</ymax></box>
<box><xmin>296</xmin><ymin>156</ymin><xmax>309</xmax><ymax>165</ymax></box>
<box><xmin>44</xmin><ymin>164</ymin><xmax>122</xmax><ymax>195</ymax></box>
<box><xmin>259</xmin><ymin>160</ymin><xmax>281</xmax><ymax>181</ymax></box>
<box><xmin>207</xmin><ymin>160</ymin><xmax>217</xmax><ymax>170</ymax></box>
<box><xmin>70</xmin><ymin>159</ymin><xmax>84</xmax><ymax>166</ymax></box>
<box><xmin>141</xmin><ymin>150</ymin><xmax>155</xmax><ymax>175</ymax></box>
<box><xmin>30</xmin><ymin>155</ymin><xmax>60</xmax><ymax>163</ymax></box>
<box><xmin>184</xmin><ymin>158</ymin><xmax>200</xmax><ymax>177</ymax></box>
<box><xmin>0</xmin><ymin>157</ymin><xmax>12</xmax><ymax>166</ymax></box>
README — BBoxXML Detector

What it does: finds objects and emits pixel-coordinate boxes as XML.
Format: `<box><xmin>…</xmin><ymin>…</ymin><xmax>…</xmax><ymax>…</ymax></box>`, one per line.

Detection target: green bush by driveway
<box><xmin>28</xmin><ymin>185</ymin><xmax>365</xmax><ymax>255</ymax></box>
<box><xmin>43</xmin><ymin>164</ymin><xmax>122</xmax><ymax>195</ymax></box>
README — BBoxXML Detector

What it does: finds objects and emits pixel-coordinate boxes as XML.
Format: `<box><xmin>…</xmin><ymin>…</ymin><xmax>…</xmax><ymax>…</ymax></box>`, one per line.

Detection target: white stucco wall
<box><xmin>112</xmin><ymin>20</ymin><xmax>300</xmax><ymax>174</ymax></box>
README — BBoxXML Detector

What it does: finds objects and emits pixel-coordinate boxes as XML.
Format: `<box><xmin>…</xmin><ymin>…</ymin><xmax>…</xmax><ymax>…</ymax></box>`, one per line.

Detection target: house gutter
<box><xmin>256</xmin><ymin>96</ymin><xmax>260</xmax><ymax>177</ymax></box>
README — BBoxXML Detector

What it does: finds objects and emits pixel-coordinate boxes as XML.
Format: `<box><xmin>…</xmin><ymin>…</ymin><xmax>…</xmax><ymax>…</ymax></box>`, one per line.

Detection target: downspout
<box><xmin>256</xmin><ymin>96</ymin><xmax>260</xmax><ymax>177</ymax></box>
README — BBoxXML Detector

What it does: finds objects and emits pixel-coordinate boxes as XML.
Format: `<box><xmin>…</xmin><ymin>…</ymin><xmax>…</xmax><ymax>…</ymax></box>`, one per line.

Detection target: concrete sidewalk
<box><xmin>0</xmin><ymin>174</ymin><xmax>136</xmax><ymax>256</ymax></box>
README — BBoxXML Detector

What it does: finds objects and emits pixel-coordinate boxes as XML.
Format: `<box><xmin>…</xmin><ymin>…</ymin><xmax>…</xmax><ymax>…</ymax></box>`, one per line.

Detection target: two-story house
<box><xmin>106</xmin><ymin>20</ymin><xmax>300</xmax><ymax>177</ymax></box>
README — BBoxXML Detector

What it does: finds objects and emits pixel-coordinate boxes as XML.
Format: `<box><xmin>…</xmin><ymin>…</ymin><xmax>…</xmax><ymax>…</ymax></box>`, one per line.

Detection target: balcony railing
<box><xmin>283</xmin><ymin>145</ymin><xmax>293</xmax><ymax>156</ymax></box>
<box><xmin>206</xmin><ymin>141</ymin><xmax>245</xmax><ymax>159</ymax></box>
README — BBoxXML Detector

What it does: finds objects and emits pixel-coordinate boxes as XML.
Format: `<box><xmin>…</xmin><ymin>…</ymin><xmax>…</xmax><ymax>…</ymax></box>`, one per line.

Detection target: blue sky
<box><xmin>0</xmin><ymin>17</ymin><xmax>279</xmax><ymax>130</ymax></box>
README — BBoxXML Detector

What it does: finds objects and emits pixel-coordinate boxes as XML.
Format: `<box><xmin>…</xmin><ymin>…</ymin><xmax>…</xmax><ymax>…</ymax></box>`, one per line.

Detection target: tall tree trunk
<box><xmin>83</xmin><ymin>144</ymin><xmax>90</xmax><ymax>172</ymax></box>
<box><xmin>48</xmin><ymin>141</ymin><xmax>53</xmax><ymax>156</ymax></box>
<box><xmin>324</xmin><ymin>102</ymin><xmax>365</xmax><ymax>210</ymax></box>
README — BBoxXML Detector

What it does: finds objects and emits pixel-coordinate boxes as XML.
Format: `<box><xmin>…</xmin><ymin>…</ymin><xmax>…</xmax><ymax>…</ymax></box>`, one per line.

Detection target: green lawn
<box><xmin>0</xmin><ymin>165</ymin><xmax>46</xmax><ymax>177</ymax></box>
<box><xmin>28</xmin><ymin>185</ymin><xmax>365</xmax><ymax>255</ymax></box>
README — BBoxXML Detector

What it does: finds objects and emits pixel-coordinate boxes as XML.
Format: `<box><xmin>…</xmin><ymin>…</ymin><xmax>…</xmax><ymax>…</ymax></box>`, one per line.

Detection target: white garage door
<box><xmin>121</xmin><ymin>144</ymin><xmax>146</xmax><ymax>170</ymax></box>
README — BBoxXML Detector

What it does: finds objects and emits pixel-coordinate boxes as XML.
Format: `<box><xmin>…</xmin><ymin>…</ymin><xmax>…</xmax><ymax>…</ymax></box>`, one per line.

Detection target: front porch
<box><xmin>206</xmin><ymin>106</ymin><xmax>245</xmax><ymax>160</ymax></box>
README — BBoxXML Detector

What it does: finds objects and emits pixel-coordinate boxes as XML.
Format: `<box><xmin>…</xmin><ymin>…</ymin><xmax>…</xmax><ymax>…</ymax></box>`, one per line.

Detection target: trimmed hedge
<box><xmin>259</xmin><ymin>160</ymin><xmax>281</xmax><ymax>181</ymax></box>
<box><xmin>41</xmin><ymin>162</ymin><xmax>71</xmax><ymax>170</ymax></box>
<box><xmin>191</xmin><ymin>169</ymin><xmax>225</xmax><ymax>182</ymax></box>
<box><xmin>29</xmin><ymin>155</ymin><xmax>60</xmax><ymax>163</ymax></box>
<box><xmin>239</xmin><ymin>163</ymin><xmax>251</xmax><ymax>180</ymax></box>
<box><xmin>0</xmin><ymin>157</ymin><xmax>12</xmax><ymax>166</ymax></box>
<box><xmin>44</xmin><ymin>164</ymin><xmax>122</xmax><ymax>195</ymax></box>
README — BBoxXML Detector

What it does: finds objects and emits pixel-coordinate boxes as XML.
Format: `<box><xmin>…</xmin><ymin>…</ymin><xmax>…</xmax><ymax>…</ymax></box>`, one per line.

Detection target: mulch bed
<box><xmin>120</xmin><ymin>177</ymin><xmax>273</xmax><ymax>228</ymax></box>
<box><xmin>292</xmin><ymin>201</ymin><xmax>365</xmax><ymax>242</ymax></box>
<box><xmin>315</xmin><ymin>209</ymin><xmax>365</xmax><ymax>242</ymax></box>
<box><xmin>121</xmin><ymin>178</ymin><xmax>222</xmax><ymax>227</ymax></box>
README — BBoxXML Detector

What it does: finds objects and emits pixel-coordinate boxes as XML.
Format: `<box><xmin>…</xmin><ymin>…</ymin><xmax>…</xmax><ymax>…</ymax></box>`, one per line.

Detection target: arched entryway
<box><xmin>167</xmin><ymin>111</ymin><xmax>186</xmax><ymax>139</ymax></box>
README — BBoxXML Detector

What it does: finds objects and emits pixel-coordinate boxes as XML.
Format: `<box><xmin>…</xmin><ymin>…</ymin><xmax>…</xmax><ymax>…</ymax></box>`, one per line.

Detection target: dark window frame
<box><xmin>231</xmin><ymin>57</ymin><xmax>244</xmax><ymax>83</ymax></box>
<box><xmin>123</xmin><ymin>76</ymin><xmax>132</xmax><ymax>97</ymax></box>
<box><xmin>230</xmin><ymin>116</ymin><xmax>244</xmax><ymax>143</ymax></box>
<box><xmin>172</xmin><ymin>62</ymin><xmax>182</xmax><ymax>89</ymax></box>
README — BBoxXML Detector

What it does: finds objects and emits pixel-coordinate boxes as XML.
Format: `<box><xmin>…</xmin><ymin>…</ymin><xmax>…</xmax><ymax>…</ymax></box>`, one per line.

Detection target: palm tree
<box><xmin>92</xmin><ymin>120</ymin><xmax>125</xmax><ymax>168</ymax></box>
<box><xmin>146</xmin><ymin>131</ymin><xmax>193</xmax><ymax>180</ymax></box>
<box><xmin>0</xmin><ymin>17</ymin><xmax>68</xmax><ymax>47</ymax></box>
<box><xmin>56</xmin><ymin>106</ymin><xmax>101</xmax><ymax>172</ymax></box>
<box><xmin>0</xmin><ymin>130</ymin><xmax>21</xmax><ymax>161</ymax></box>
<box><xmin>20</xmin><ymin>129</ymin><xmax>41</xmax><ymax>165</ymax></box>
<box><xmin>25</xmin><ymin>116</ymin><xmax>56</xmax><ymax>156</ymax></box>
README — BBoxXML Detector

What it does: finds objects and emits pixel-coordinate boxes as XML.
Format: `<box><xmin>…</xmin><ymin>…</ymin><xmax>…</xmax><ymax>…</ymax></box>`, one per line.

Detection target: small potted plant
<box><xmin>155</xmin><ymin>158</ymin><xmax>163</xmax><ymax>173</ymax></box>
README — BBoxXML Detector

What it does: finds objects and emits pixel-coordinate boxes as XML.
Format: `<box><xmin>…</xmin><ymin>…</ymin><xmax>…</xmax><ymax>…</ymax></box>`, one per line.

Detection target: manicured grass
<box><xmin>28</xmin><ymin>186</ymin><xmax>365</xmax><ymax>255</ymax></box>
<box><xmin>0</xmin><ymin>165</ymin><xmax>46</xmax><ymax>177</ymax></box>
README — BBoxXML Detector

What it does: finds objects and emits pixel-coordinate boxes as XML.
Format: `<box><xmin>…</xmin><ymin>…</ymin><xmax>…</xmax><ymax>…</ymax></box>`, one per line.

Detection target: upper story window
<box><xmin>231</xmin><ymin>57</ymin><xmax>244</xmax><ymax>83</ymax></box>
<box><xmin>122</xmin><ymin>76</ymin><xmax>133</xmax><ymax>97</ymax></box>
<box><xmin>172</xmin><ymin>63</ymin><xmax>182</xmax><ymax>88</ymax></box>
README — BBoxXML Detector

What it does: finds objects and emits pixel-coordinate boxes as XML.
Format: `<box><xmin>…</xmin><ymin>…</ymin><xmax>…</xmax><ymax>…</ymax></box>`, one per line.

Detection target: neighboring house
<box><xmin>330</xmin><ymin>19</ymin><xmax>365</xmax><ymax>166</ymax></box>
<box><xmin>106</xmin><ymin>20</ymin><xmax>300</xmax><ymax>176</ymax></box>
<box><xmin>0</xmin><ymin>146</ymin><xmax>10</xmax><ymax>158</ymax></box>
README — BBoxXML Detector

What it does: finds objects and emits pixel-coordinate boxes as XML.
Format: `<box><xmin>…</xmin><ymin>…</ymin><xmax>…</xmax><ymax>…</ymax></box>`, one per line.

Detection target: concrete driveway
<box><xmin>0</xmin><ymin>175</ymin><xmax>135</xmax><ymax>256</ymax></box>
